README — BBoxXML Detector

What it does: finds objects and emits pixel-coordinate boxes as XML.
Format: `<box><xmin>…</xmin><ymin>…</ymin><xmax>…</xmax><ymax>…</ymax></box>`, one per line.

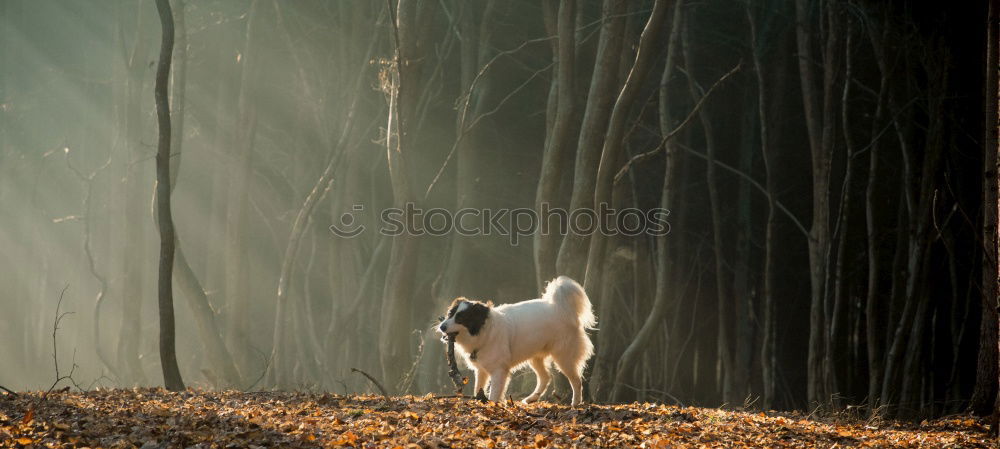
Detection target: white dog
<box><xmin>437</xmin><ymin>276</ymin><xmax>597</xmax><ymax>406</ymax></box>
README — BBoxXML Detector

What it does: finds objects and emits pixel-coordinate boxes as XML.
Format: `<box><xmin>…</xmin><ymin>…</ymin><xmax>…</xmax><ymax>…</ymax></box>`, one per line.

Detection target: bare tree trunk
<box><xmin>379</xmin><ymin>0</ymin><xmax>424</xmax><ymax>390</ymax></box>
<box><xmin>827</xmin><ymin>19</ymin><xmax>857</xmax><ymax>406</ymax></box>
<box><xmin>154</xmin><ymin>0</ymin><xmax>184</xmax><ymax>392</ymax></box>
<box><xmin>534</xmin><ymin>0</ymin><xmax>576</xmax><ymax>288</ymax></box>
<box><xmin>583</xmin><ymin>0</ymin><xmax>669</xmax><ymax>296</ymax></box>
<box><xmin>609</xmin><ymin>1</ymin><xmax>682</xmax><ymax>402</ymax></box>
<box><xmin>118</xmin><ymin>1</ymin><xmax>150</xmax><ymax>386</ymax></box>
<box><xmin>682</xmin><ymin>10</ymin><xmax>735</xmax><ymax>403</ymax></box>
<box><xmin>863</xmin><ymin>13</ymin><xmax>890</xmax><ymax>412</ymax></box>
<box><xmin>555</xmin><ymin>0</ymin><xmax>626</xmax><ymax>281</ymax></box>
<box><xmin>746</xmin><ymin>0</ymin><xmax>784</xmax><ymax>410</ymax></box>
<box><xmin>147</xmin><ymin>0</ymin><xmax>245</xmax><ymax>389</ymax></box>
<box><xmin>877</xmin><ymin>48</ymin><xmax>945</xmax><ymax>414</ymax></box>
<box><xmin>896</xmin><ymin>53</ymin><xmax>948</xmax><ymax>415</ymax></box>
<box><xmin>584</xmin><ymin>0</ymin><xmax>670</xmax><ymax>401</ymax></box>
<box><xmin>795</xmin><ymin>0</ymin><xmax>840</xmax><ymax>406</ymax></box>
<box><xmin>264</xmin><ymin>0</ymin><xmax>378</xmax><ymax>388</ymax></box>
<box><xmin>223</xmin><ymin>0</ymin><xmax>260</xmax><ymax>383</ymax></box>
<box><xmin>422</xmin><ymin>0</ymin><xmax>496</xmax><ymax>393</ymax></box>
<box><xmin>991</xmin><ymin>0</ymin><xmax>1000</xmax><ymax>429</ymax></box>
<box><xmin>972</xmin><ymin>0</ymin><xmax>1000</xmax><ymax>418</ymax></box>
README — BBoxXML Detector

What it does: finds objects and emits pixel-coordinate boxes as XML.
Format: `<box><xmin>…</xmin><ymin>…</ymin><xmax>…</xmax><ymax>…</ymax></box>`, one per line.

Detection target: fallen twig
<box><xmin>351</xmin><ymin>368</ymin><xmax>389</xmax><ymax>401</ymax></box>
<box><xmin>0</xmin><ymin>385</ymin><xmax>16</xmax><ymax>397</ymax></box>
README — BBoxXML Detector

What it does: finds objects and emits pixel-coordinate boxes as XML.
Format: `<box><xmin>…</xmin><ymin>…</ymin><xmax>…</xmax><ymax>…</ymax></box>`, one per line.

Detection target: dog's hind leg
<box><xmin>553</xmin><ymin>355</ymin><xmax>585</xmax><ymax>406</ymax></box>
<box><xmin>523</xmin><ymin>357</ymin><xmax>551</xmax><ymax>403</ymax></box>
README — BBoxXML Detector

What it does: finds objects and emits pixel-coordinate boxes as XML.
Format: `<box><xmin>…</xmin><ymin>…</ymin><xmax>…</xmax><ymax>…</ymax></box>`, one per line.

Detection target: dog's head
<box><xmin>438</xmin><ymin>297</ymin><xmax>492</xmax><ymax>339</ymax></box>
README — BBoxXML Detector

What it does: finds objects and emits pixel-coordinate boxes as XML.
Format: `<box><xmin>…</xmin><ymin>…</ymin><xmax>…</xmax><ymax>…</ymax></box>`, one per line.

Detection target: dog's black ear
<box><xmin>457</xmin><ymin>301</ymin><xmax>490</xmax><ymax>336</ymax></box>
<box><xmin>446</xmin><ymin>297</ymin><xmax>467</xmax><ymax>318</ymax></box>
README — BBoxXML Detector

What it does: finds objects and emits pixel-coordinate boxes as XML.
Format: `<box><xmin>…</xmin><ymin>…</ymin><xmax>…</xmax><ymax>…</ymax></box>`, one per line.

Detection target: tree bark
<box><xmin>864</xmin><ymin>13</ymin><xmax>890</xmax><ymax>412</ymax></box>
<box><xmin>609</xmin><ymin>0</ymin><xmax>683</xmax><ymax>402</ymax></box>
<box><xmin>582</xmin><ymin>0</ymin><xmax>669</xmax><ymax>294</ymax></box>
<box><xmin>534</xmin><ymin>0</ymin><xmax>576</xmax><ymax>288</ymax></box>
<box><xmin>795</xmin><ymin>0</ymin><xmax>840</xmax><ymax>406</ymax></box>
<box><xmin>972</xmin><ymin>0</ymin><xmax>1000</xmax><ymax>419</ymax></box>
<box><xmin>555</xmin><ymin>0</ymin><xmax>626</xmax><ymax>281</ymax></box>
<box><xmin>379</xmin><ymin>0</ymin><xmax>424</xmax><ymax>390</ymax></box>
<box><xmin>154</xmin><ymin>0</ymin><xmax>184</xmax><ymax>392</ymax></box>
<box><xmin>747</xmin><ymin>0</ymin><xmax>784</xmax><ymax>410</ymax></box>
<box><xmin>682</xmin><ymin>9</ymin><xmax>734</xmax><ymax>403</ymax></box>
<box><xmin>584</xmin><ymin>0</ymin><xmax>670</xmax><ymax>400</ymax></box>
<box><xmin>118</xmin><ymin>0</ymin><xmax>150</xmax><ymax>386</ymax></box>
<box><xmin>223</xmin><ymin>0</ymin><xmax>260</xmax><ymax>382</ymax></box>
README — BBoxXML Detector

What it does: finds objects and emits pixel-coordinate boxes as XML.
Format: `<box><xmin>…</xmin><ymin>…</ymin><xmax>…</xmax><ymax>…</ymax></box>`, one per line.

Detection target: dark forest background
<box><xmin>1</xmin><ymin>0</ymin><xmax>998</xmax><ymax>420</ymax></box>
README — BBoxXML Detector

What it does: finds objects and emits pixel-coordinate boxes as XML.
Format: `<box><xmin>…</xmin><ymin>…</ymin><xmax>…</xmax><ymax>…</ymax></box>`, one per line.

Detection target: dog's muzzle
<box><xmin>438</xmin><ymin>323</ymin><xmax>458</xmax><ymax>341</ymax></box>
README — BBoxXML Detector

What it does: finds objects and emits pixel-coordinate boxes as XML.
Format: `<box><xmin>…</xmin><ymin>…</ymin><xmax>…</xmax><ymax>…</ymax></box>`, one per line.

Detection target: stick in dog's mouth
<box><xmin>444</xmin><ymin>333</ymin><xmax>468</xmax><ymax>395</ymax></box>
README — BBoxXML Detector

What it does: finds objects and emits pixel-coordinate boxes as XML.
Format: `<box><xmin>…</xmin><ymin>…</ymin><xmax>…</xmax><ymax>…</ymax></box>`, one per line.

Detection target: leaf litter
<box><xmin>0</xmin><ymin>389</ymin><xmax>993</xmax><ymax>448</ymax></box>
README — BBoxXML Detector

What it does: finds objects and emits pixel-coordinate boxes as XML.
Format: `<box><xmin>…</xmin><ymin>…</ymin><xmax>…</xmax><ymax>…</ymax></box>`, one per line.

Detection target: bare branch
<box><xmin>614</xmin><ymin>62</ymin><xmax>742</xmax><ymax>185</ymax></box>
<box><xmin>351</xmin><ymin>367</ymin><xmax>389</xmax><ymax>401</ymax></box>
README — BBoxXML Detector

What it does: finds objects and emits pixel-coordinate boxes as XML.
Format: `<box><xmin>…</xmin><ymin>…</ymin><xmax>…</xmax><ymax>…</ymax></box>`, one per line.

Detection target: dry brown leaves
<box><xmin>0</xmin><ymin>389</ymin><xmax>993</xmax><ymax>448</ymax></box>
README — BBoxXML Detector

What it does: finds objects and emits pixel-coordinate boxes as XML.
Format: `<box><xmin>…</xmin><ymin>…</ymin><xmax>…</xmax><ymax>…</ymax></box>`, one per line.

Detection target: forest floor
<box><xmin>0</xmin><ymin>389</ymin><xmax>994</xmax><ymax>448</ymax></box>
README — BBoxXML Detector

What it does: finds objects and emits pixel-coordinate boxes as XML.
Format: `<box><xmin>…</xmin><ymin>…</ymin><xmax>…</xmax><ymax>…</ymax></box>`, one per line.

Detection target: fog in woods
<box><xmin>0</xmin><ymin>0</ymin><xmax>996</xmax><ymax>419</ymax></box>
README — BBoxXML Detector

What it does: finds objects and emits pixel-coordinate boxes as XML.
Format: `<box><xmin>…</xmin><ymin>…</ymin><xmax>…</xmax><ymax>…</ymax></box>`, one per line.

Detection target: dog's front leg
<box><xmin>487</xmin><ymin>369</ymin><xmax>510</xmax><ymax>402</ymax></box>
<box><xmin>472</xmin><ymin>368</ymin><xmax>488</xmax><ymax>401</ymax></box>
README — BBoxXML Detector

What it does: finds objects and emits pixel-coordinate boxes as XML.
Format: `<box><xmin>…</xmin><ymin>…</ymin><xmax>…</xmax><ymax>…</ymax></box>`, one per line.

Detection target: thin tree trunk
<box><xmin>154</xmin><ymin>0</ymin><xmax>184</xmax><ymax>392</ymax></box>
<box><xmin>828</xmin><ymin>19</ymin><xmax>857</xmax><ymax>405</ymax></box>
<box><xmin>223</xmin><ymin>0</ymin><xmax>260</xmax><ymax>384</ymax></box>
<box><xmin>422</xmin><ymin>0</ymin><xmax>496</xmax><ymax>393</ymax></box>
<box><xmin>583</xmin><ymin>0</ymin><xmax>669</xmax><ymax>295</ymax></box>
<box><xmin>119</xmin><ymin>1</ymin><xmax>150</xmax><ymax>386</ymax></box>
<box><xmin>265</xmin><ymin>26</ymin><xmax>373</xmax><ymax>388</ymax></box>
<box><xmin>583</xmin><ymin>0</ymin><xmax>670</xmax><ymax>400</ymax></box>
<box><xmin>795</xmin><ymin>0</ymin><xmax>839</xmax><ymax>405</ymax></box>
<box><xmin>883</xmin><ymin>55</ymin><xmax>946</xmax><ymax>414</ymax></box>
<box><xmin>555</xmin><ymin>0</ymin><xmax>626</xmax><ymax>280</ymax></box>
<box><xmin>379</xmin><ymin>0</ymin><xmax>424</xmax><ymax>390</ymax></box>
<box><xmin>534</xmin><ymin>0</ymin><xmax>576</xmax><ymax>288</ymax></box>
<box><xmin>991</xmin><ymin>0</ymin><xmax>1000</xmax><ymax>430</ymax></box>
<box><xmin>972</xmin><ymin>0</ymin><xmax>1000</xmax><ymax>418</ymax></box>
<box><xmin>747</xmin><ymin>0</ymin><xmax>782</xmax><ymax>410</ymax></box>
<box><xmin>864</xmin><ymin>13</ymin><xmax>890</xmax><ymax>412</ymax></box>
<box><xmin>682</xmin><ymin>10</ymin><xmax>734</xmax><ymax>403</ymax></box>
<box><xmin>609</xmin><ymin>1</ymin><xmax>682</xmax><ymax>402</ymax></box>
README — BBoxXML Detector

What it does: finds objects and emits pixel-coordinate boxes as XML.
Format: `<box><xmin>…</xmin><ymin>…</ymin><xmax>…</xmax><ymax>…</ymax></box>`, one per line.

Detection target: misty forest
<box><xmin>1</xmin><ymin>0</ymin><xmax>999</xmax><ymax>446</ymax></box>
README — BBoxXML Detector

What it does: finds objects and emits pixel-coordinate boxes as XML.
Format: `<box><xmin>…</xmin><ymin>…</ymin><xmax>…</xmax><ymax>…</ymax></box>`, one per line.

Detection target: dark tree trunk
<box><xmin>747</xmin><ymin>0</ymin><xmax>787</xmax><ymax>410</ymax></box>
<box><xmin>534</xmin><ymin>0</ymin><xmax>577</xmax><ymax>288</ymax></box>
<box><xmin>584</xmin><ymin>0</ymin><xmax>670</xmax><ymax>400</ymax></box>
<box><xmin>795</xmin><ymin>0</ymin><xmax>840</xmax><ymax>406</ymax></box>
<box><xmin>609</xmin><ymin>0</ymin><xmax>683</xmax><ymax>402</ymax></box>
<box><xmin>154</xmin><ymin>0</ymin><xmax>184</xmax><ymax>392</ymax></box>
<box><xmin>972</xmin><ymin>0</ymin><xmax>1000</xmax><ymax>419</ymax></box>
<box><xmin>682</xmin><ymin>9</ymin><xmax>735</xmax><ymax>403</ymax></box>
<box><xmin>555</xmin><ymin>0</ymin><xmax>626</xmax><ymax>280</ymax></box>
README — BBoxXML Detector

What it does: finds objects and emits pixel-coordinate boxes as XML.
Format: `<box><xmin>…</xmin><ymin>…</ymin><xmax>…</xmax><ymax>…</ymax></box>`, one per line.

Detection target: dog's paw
<box><xmin>522</xmin><ymin>394</ymin><xmax>541</xmax><ymax>404</ymax></box>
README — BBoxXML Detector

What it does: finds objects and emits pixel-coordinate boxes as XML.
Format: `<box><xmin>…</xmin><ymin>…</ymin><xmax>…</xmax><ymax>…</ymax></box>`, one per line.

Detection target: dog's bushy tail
<box><xmin>545</xmin><ymin>276</ymin><xmax>597</xmax><ymax>329</ymax></box>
